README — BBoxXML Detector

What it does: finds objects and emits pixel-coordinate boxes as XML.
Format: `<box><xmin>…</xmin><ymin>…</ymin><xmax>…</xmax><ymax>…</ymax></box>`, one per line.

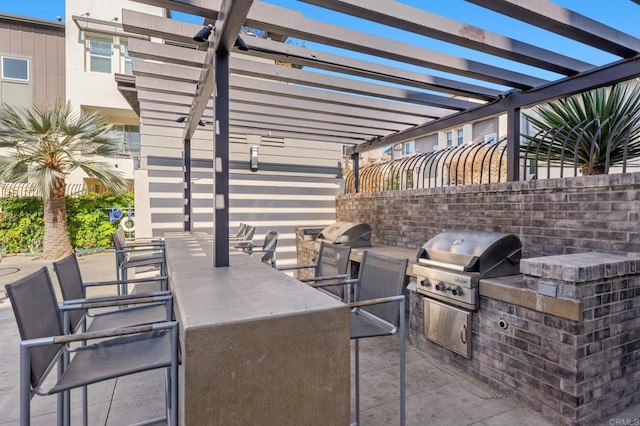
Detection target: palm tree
<box><xmin>522</xmin><ymin>81</ymin><xmax>640</xmax><ymax>175</ymax></box>
<box><xmin>0</xmin><ymin>100</ymin><xmax>126</xmax><ymax>258</ymax></box>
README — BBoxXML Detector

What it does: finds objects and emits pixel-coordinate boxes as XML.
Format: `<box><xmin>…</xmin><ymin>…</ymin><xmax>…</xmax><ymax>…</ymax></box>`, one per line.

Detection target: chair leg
<box><xmin>354</xmin><ymin>338</ymin><xmax>360</xmax><ymax>426</ymax></box>
<box><xmin>20</xmin><ymin>346</ymin><xmax>31</xmax><ymax>426</ymax></box>
<box><xmin>82</xmin><ymin>387</ymin><xmax>88</xmax><ymax>426</ymax></box>
<box><xmin>170</xmin><ymin>328</ymin><xmax>179</xmax><ymax>426</ymax></box>
<box><xmin>400</xmin><ymin>300</ymin><xmax>406</xmax><ymax>426</ymax></box>
<box><xmin>57</xmin><ymin>360</ymin><xmax>66</xmax><ymax>426</ymax></box>
<box><xmin>121</xmin><ymin>268</ymin><xmax>128</xmax><ymax>295</ymax></box>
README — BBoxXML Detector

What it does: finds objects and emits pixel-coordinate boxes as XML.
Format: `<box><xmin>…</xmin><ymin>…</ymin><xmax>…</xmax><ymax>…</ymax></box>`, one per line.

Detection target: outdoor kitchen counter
<box><xmin>163</xmin><ymin>232</ymin><xmax>350</xmax><ymax>426</ymax></box>
<box><xmin>480</xmin><ymin>272</ymin><xmax>582</xmax><ymax>321</ymax></box>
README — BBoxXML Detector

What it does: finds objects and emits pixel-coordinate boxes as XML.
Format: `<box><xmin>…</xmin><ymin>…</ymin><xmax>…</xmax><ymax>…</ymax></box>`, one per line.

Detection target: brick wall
<box><xmin>337</xmin><ymin>173</ymin><xmax>640</xmax><ymax>425</ymax></box>
<box><xmin>336</xmin><ymin>172</ymin><xmax>640</xmax><ymax>258</ymax></box>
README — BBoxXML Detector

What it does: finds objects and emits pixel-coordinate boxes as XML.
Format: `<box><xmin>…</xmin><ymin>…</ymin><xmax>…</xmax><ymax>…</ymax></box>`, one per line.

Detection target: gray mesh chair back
<box><xmin>350</xmin><ymin>251</ymin><xmax>408</xmax><ymax>426</ymax></box>
<box><xmin>315</xmin><ymin>242</ymin><xmax>352</xmax><ymax>299</ymax></box>
<box><xmin>111</xmin><ymin>232</ymin><xmax>166</xmax><ymax>290</ymax></box>
<box><xmin>233</xmin><ymin>223</ymin><xmax>247</xmax><ymax>239</ymax></box>
<box><xmin>52</xmin><ymin>254</ymin><xmax>87</xmax><ymax>332</ymax></box>
<box><xmin>112</xmin><ymin>230</ymin><xmax>127</xmax><ymax>267</ymax></box>
<box><xmin>243</xmin><ymin>225</ymin><xmax>255</xmax><ymax>242</ymax></box>
<box><xmin>354</xmin><ymin>251</ymin><xmax>407</xmax><ymax>328</ymax></box>
<box><xmin>115</xmin><ymin>227</ymin><xmax>127</xmax><ymax>248</ymax></box>
<box><xmin>234</xmin><ymin>225</ymin><xmax>256</xmax><ymax>251</ymax></box>
<box><xmin>5</xmin><ymin>266</ymin><xmax>179</xmax><ymax>425</ymax></box>
<box><xmin>115</xmin><ymin>227</ymin><xmax>165</xmax><ymax>249</ymax></box>
<box><xmin>259</xmin><ymin>230</ymin><xmax>279</xmax><ymax>267</ymax></box>
<box><xmin>5</xmin><ymin>267</ymin><xmax>63</xmax><ymax>391</ymax></box>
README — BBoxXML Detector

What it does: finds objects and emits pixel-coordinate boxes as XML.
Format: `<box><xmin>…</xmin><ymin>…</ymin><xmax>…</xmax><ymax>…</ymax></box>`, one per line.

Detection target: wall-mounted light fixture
<box><xmin>249</xmin><ymin>146</ymin><xmax>259</xmax><ymax>172</ymax></box>
<box><xmin>193</xmin><ymin>24</ymin><xmax>214</xmax><ymax>42</ymax></box>
<box><xmin>176</xmin><ymin>116</ymin><xmax>209</xmax><ymax>127</ymax></box>
<box><xmin>234</xmin><ymin>36</ymin><xmax>249</xmax><ymax>51</ymax></box>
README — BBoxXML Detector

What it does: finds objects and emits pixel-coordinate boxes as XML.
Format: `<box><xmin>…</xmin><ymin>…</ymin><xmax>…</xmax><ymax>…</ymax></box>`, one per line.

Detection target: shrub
<box><xmin>0</xmin><ymin>192</ymin><xmax>134</xmax><ymax>255</ymax></box>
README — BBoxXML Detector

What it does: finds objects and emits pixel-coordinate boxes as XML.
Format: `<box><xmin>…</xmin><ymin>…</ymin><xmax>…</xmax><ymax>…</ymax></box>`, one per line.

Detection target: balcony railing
<box><xmin>345</xmin><ymin>117</ymin><xmax>640</xmax><ymax>194</ymax></box>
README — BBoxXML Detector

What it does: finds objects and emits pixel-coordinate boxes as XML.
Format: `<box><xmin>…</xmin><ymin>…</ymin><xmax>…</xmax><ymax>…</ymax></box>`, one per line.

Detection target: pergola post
<box><xmin>506</xmin><ymin>107</ymin><xmax>521</xmax><ymax>182</ymax></box>
<box><xmin>213</xmin><ymin>51</ymin><xmax>230</xmax><ymax>267</ymax></box>
<box><xmin>352</xmin><ymin>152</ymin><xmax>360</xmax><ymax>193</ymax></box>
<box><xmin>183</xmin><ymin>138</ymin><xmax>191</xmax><ymax>232</ymax></box>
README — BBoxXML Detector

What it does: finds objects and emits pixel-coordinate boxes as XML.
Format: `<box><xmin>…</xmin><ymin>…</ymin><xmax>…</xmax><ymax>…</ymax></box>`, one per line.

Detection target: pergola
<box><xmin>95</xmin><ymin>0</ymin><xmax>640</xmax><ymax>266</ymax></box>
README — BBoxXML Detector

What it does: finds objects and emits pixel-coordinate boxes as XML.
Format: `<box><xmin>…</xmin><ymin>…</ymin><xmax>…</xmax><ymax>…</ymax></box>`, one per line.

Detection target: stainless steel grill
<box><xmin>316</xmin><ymin>221</ymin><xmax>372</xmax><ymax>248</ymax></box>
<box><xmin>414</xmin><ymin>230</ymin><xmax>522</xmax><ymax>359</ymax></box>
<box><xmin>414</xmin><ymin>230</ymin><xmax>521</xmax><ymax>310</ymax></box>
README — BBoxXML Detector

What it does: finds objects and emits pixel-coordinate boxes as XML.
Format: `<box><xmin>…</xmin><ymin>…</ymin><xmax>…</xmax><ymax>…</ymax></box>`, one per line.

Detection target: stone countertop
<box><xmin>480</xmin><ymin>274</ymin><xmax>582</xmax><ymax>321</ymax></box>
<box><xmin>520</xmin><ymin>252</ymin><xmax>640</xmax><ymax>282</ymax></box>
<box><xmin>164</xmin><ymin>232</ymin><xmax>347</xmax><ymax>330</ymax></box>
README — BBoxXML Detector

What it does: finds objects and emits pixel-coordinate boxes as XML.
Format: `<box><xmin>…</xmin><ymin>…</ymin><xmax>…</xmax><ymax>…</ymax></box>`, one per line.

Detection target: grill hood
<box><xmin>417</xmin><ymin>230</ymin><xmax>521</xmax><ymax>277</ymax></box>
<box><xmin>317</xmin><ymin>221</ymin><xmax>372</xmax><ymax>248</ymax></box>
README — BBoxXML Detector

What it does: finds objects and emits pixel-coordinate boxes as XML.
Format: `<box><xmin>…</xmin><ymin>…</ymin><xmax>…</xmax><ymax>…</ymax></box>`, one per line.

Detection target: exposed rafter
<box><xmin>353</xmin><ymin>55</ymin><xmax>640</xmax><ymax>153</ymax></box>
<box><xmin>301</xmin><ymin>0</ymin><xmax>593</xmax><ymax>75</ymax></box>
<box><xmin>243</xmin><ymin>2</ymin><xmax>547</xmax><ymax>89</ymax></box>
<box><xmin>466</xmin><ymin>0</ymin><xmax>640</xmax><ymax>58</ymax></box>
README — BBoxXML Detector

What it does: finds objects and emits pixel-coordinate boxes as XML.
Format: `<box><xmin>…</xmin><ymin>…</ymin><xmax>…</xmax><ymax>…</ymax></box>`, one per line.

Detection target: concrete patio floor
<box><xmin>0</xmin><ymin>252</ymin><xmax>639</xmax><ymax>425</ymax></box>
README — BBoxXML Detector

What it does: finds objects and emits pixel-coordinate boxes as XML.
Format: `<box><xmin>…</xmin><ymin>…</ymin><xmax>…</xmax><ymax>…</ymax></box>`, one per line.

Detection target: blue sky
<box><xmin>2</xmin><ymin>0</ymin><xmax>639</xmax><ymax>91</ymax></box>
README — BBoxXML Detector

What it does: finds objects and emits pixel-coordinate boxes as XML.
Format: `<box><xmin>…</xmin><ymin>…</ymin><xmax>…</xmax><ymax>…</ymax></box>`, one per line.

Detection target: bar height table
<box><xmin>164</xmin><ymin>232</ymin><xmax>350</xmax><ymax>425</ymax></box>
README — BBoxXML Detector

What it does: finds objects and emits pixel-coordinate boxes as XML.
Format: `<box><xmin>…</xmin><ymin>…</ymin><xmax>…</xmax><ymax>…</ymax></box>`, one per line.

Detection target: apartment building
<box><xmin>0</xmin><ymin>13</ymin><xmax>65</xmax><ymax>109</ymax></box>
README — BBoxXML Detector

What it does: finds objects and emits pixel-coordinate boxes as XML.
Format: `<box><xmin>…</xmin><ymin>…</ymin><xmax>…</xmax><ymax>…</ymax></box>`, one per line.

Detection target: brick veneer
<box><xmin>336</xmin><ymin>172</ymin><xmax>640</xmax><ymax>258</ymax></box>
<box><xmin>411</xmin><ymin>253</ymin><xmax>640</xmax><ymax>426</ymax></box>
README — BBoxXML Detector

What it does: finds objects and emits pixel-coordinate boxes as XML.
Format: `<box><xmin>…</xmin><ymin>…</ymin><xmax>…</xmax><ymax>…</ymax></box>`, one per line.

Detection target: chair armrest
<box><xmin>249</xmin><ymin>248</ymin><xmax>273</xmax><ymax>254</ymax></box>
<box><xmin>83</xmin><ymin>276</ymin><xmax>167</xmax><ymax>288</ymax></box>
<box><xmin>300</xmin><ymin>274</ymin><xmax>348</xmax><ymax>283</ymax></box>
<box><xmin>62</xmin><ymin>291</ymin><xmax>171</xmax><ymax>305</ymax></box>
<box><xmin>277</xmin><ymin>264</ymin><xmax>317</xmax><ymax>272</ymax></box>
<box><xmin>348</xmin><ymin>294</ymin><xmax>405</xmax><ymax>309</ymax></box>
<box><xmin>116</xmin><ymin>246</ymin><xmax>164</xmax><ymax>254</ymax></box>
<box><xmin>311</xmin><ymin>278</ymin><xmax>357</xmax><ymax>288</ymax></box>
<box><xmin>123</xmin><ymin>241</ymin><xmax>165</xmax><ymax>250</ymax></box>
<box><xmin>311</xmin><ymin>278</ymin><xmax>357</xmax><ymax>302</ymax></box>
<box><xmin>124</xmin><ymin>237</ymin><xmax>164</xmax><ymax>244</ymax></box>
<box><xmin>21</xmin><ymin>321</ymin><xmax>177</xmax><ymax>348</ymax></box>
<box><xmin>61</xmin><ymin>294</ymin><xmax>172</xmax><ymax>310</ymax></box>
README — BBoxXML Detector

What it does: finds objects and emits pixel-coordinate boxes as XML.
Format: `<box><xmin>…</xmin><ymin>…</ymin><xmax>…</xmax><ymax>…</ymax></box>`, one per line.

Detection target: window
<box><xmin>484</xmin><ymin>133</ymin><xmax>497</xmax><ymax>144</ymax></box>
<box><xmin>122</xmin><ymin>44</ymin><xmax>133</xmax><ymax>75</ymax></box>
<box><xmin>403</xmin><ymin>141</ymin><xmax>415</xmax><ymax>155</ymax></box>
<box><xmin>89</xmin><ymin>37</ymin><xmax>112</xmax><ymax>73</ymax></box>
<box><xmin>446</xmin><ymin>131</ymin><xmax>453</xmax><ymax>147</ymax></box>
<box><xmin>2</xmin><ymin>57</ymin><xmax>28</xmax><ymax>81</ymax></box>
<box><xmin>112</xmin><ymin>124</ymin><xmax>140</xmax><ymax>157</ymax></box>
<box><xmin>456</xmin><ymin>128</ymin><xmax>464</xmax><ymax>145</ymax></box>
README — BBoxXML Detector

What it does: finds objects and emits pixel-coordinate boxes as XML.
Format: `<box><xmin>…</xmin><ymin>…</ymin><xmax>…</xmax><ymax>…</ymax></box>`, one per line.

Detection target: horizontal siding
<box><xmin>143</xmin><ymin>155</ymin><xmax>340</xmax><ymax>265</ymax></box>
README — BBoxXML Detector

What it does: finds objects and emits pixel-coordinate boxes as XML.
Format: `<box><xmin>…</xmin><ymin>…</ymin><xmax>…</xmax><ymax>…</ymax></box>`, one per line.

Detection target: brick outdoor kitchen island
<box><xmin>164</xmin><ymin>232</ymin><xmax>350</xmax><ymax>425</ymax></box>
<box><xmin>410</xmin><ymin>252</ymin><xmax>640</xmax><ymax>425</ymax></box>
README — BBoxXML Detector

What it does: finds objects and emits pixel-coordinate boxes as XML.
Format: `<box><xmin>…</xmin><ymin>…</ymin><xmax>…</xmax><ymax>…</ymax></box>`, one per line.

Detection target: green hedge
<box><xmin>0</xmin><ymin>192</ymin><xmax>134</xmax><ymax>255</ymax></box>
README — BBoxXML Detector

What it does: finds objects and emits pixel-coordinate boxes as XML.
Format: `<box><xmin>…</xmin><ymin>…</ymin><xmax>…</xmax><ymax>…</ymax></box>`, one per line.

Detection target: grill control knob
<box><xmin>451</xmin><ymin>286</ymin><xmax>464</xmax><ymax>296</ymax></box>
<box><xmin>420</xmin><ymin>279</ymin><xmax>431</xmax><ymax>287</ymax></box>
<box><xmin>435</xmin><ymin>282</ymin><xmax>446</xmax><ymax>291</ymax></box>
